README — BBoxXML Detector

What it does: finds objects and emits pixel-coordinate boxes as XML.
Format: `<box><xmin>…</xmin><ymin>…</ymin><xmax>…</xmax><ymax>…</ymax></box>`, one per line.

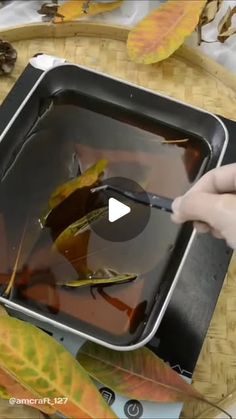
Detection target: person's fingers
<box><xmin>171</xmin><ymin>191</ymin><xmax>236</xmax><ymax>249</ymax></box>
<box><xmin>171</xmin><ymin>193</ymin><xmax>219</xmax><ymax>224</ymax></box>
<box><xmin>171</xmin><ymin>197</ymin><xmax>185</xmax><ymax>223</ymax></box>
<box><xmin>171</xmin><ymin>192</ymin><xmax>236</xmax><ymax>232</ymax></box>
<box><xmin>193</xmin><ymin>221</ymin><xmax>210</xmax><ymax>234</ymax></box>
<box><xmin>187</xmin><ymin>164</ymin><xmax>236</xmax><ymax>195</ymax></box>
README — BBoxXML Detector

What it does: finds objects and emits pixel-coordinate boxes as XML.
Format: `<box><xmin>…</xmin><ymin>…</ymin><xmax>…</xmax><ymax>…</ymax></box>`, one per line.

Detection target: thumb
<box><xmin>171</xmin><ymin>192</ymin><xmax>229</xmax><ymax>230</ymax></box>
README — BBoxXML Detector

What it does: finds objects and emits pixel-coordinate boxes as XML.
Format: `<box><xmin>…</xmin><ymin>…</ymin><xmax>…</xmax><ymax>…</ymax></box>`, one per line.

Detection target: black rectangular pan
<box><xmin>0</xmin><ymin>55</ymin><xmax>228</xmax><ymax>349</ymax></box>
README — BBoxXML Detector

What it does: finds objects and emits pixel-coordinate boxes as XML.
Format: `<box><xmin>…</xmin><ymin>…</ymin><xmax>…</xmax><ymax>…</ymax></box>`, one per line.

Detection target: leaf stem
<box><xmin>4</xmin><ymin>222</ymin><xmax>28</xmax><ymax>297</ymax></box>
<box><xmin>161</xmin><ymin>139</ymin><xmax>189</xmax><ymax>144</ymax></box>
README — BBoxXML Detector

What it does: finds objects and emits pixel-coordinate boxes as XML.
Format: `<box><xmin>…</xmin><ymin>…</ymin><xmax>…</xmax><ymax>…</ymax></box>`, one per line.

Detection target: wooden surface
<box><xmin>1</xmin><ymin>22</ymin><xmax>236</xmax><ymax>419</ymax></box>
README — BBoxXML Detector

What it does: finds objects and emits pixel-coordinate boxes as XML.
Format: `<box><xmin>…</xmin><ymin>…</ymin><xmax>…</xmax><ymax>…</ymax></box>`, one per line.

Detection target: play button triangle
<box><xmin>108</xmin><ymin>197</ymin><xmax>131</xmax><ymax>223</ymax></box>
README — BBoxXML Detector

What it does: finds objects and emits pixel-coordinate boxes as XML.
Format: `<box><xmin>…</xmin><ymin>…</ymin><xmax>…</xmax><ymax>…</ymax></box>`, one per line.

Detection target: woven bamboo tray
<box><xmin>1</xmin><ymin>22</ymin><xmax>236</xmax><ymax>418</ymax></box>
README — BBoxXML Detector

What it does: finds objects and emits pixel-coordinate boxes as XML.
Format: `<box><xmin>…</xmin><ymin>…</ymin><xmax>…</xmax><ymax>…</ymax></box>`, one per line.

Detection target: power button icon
<box><xmin>124</xmin><ymin>400</ymin><xmax>143</xmax><ymax>418</ymax></box>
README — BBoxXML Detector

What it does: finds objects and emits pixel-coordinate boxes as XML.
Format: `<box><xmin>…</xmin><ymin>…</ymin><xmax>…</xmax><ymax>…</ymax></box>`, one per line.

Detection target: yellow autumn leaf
<box><xmin>127</xmin><ymin>0</ymin><xmax>207</xmax><ymax>64</ymax></box>
<box><xmin>54</xmin><ymin>0</ymin><xmax>123</xmax><ymax>23</ymax></box>
<box><xmin>48</xmin><ymin>159</ymin><xmax>107</xmax><ymax>211</ymax></box>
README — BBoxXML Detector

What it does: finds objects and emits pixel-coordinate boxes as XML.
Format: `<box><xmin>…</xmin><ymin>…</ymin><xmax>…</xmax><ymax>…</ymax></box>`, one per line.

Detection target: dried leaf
<box><xmin>0</xmin><ymin>39</ymin><xmax>17</xmax><ymax>75</ymax></box>
<box><xmin>0</xmin><ymin>316</ymin><xmax>117</xmax><ymax>418</ymax></box>
<box><xmin>49</xmin><ymin>159</ymin><xmax>107</xmax><ymax>211</ymax></box>
<box><xmin>217</xmin><ymin>6</ymin><xmax>236</xmax><ymax>43</ymax></box>
<box><xmin>218</xmin><ymin>7</ymin><xmax>235</xmax><ymax>33</ymax></box>
<box><xmin>54</xmin><ymin>0</ymin><xmax>123</xmax><ymax>23</ymax></box>
<box><xmin>37</xmin><ymin>1</ymin><xmax>63</xmax><ymax>22</ymax></box>
<box><xmin>62</xmin><ymin>273</ymin><xmax>137</xmax><ymax>288</ymax></box>
<box><xmin>77</xmin><ymin>343</ymin><xmax>232</xmax><ymax>418</ymax></box>
<box><xmin>127</xmin><ymin>0</ymin><xmax>207</xmax><ymax>64</ymax></box>
<box><xmin>219</xmin><ymin>26</ymin><xmax>236</xmax><ymax>42</ymax></box>
<box><xmin>197</xmin><ymin>0</ymin><xmax>223</xmax><ymax>43</ymax></box>
<box><xmin>199</xmin><ymin>0</ymin><xmax>223</xmax><ymax>26</ymax></box>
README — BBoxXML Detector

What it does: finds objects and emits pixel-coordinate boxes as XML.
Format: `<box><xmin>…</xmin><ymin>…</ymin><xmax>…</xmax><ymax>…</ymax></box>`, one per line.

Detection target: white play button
<box><xmin>108</xmin><ymin>197</ymin><xmax>131</xmax><ymax>223</ymax></box>
<box><xmin>86</xmin><ymin>177</ymin><xmax>150</xmax><ymax>242</ymax></box>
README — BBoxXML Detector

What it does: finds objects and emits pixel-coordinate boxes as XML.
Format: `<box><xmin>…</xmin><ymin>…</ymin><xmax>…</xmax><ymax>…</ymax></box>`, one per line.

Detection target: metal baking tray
<box><xmin>0</xmin><ymin>55</ymin><xmax>228</xmax><ymax>350</ymax></box>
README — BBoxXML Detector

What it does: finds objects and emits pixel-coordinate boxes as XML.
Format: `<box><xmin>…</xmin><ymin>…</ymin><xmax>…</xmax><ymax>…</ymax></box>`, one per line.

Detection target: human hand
<box><xmin>171</xmin><ymin>163</ymin><xmax>236</xmax><ymax>249</ymax></box>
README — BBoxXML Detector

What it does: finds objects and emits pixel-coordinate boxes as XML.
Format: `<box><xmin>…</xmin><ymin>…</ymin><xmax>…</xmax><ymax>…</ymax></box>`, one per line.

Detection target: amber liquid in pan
<box><xmin>0</xmin><ymin>92</ymin><xmax>210</xmax><ymax>345</ymax></box>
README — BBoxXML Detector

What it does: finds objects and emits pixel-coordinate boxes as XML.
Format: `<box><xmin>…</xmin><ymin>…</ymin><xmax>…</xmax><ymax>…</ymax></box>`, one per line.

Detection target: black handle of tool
<box><xmin>91</xmin><ymin>185</ymin><xmax>173</xmax><ymax>213</ymax></box>
<box><xmin>147</xmin><ymin>193</ymin><xmax>173</xmax><ymax>213</ymax></box>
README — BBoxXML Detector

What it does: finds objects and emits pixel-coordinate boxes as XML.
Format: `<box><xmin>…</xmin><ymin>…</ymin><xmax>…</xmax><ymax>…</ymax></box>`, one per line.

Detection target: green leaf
<box><xmin>62</xmin><ymin>273</ymin><xmax>137</xmax><ymax>288</ymax></box>
<box><xmin>0</xmin><ymin>317</ymin><xmax>117</xmax><ymax>418</ymax></box>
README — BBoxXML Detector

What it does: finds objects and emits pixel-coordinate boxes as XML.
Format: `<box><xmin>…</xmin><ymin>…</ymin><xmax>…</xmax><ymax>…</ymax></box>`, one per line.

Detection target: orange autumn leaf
<box><xmin>127</xmin><ymin>0</ymin><xmax>207</xmax><ymax>64</ymax></box>
<box><xmin>0</xmin><ymin>316</ymin><xmax>117</xmax><ymax>418</ymax></box>
<box><xmin>77</xmin><ymin>342</ymin><xmax>201</xmax><ymax>403</ymax></box>
<box><xmin>77</xmin><ymin>342</ymin><xmax>232</xmax><ymax>418</ymax></box>
<box><xmin>54</xmin><ymin>0</ymin><xmax>123</xmax><ymax>23</ymax></box>
<box><xmin>0</xmin><ymin>368</ymin><xmax>55</xmax><ymax>416</ymax></box>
